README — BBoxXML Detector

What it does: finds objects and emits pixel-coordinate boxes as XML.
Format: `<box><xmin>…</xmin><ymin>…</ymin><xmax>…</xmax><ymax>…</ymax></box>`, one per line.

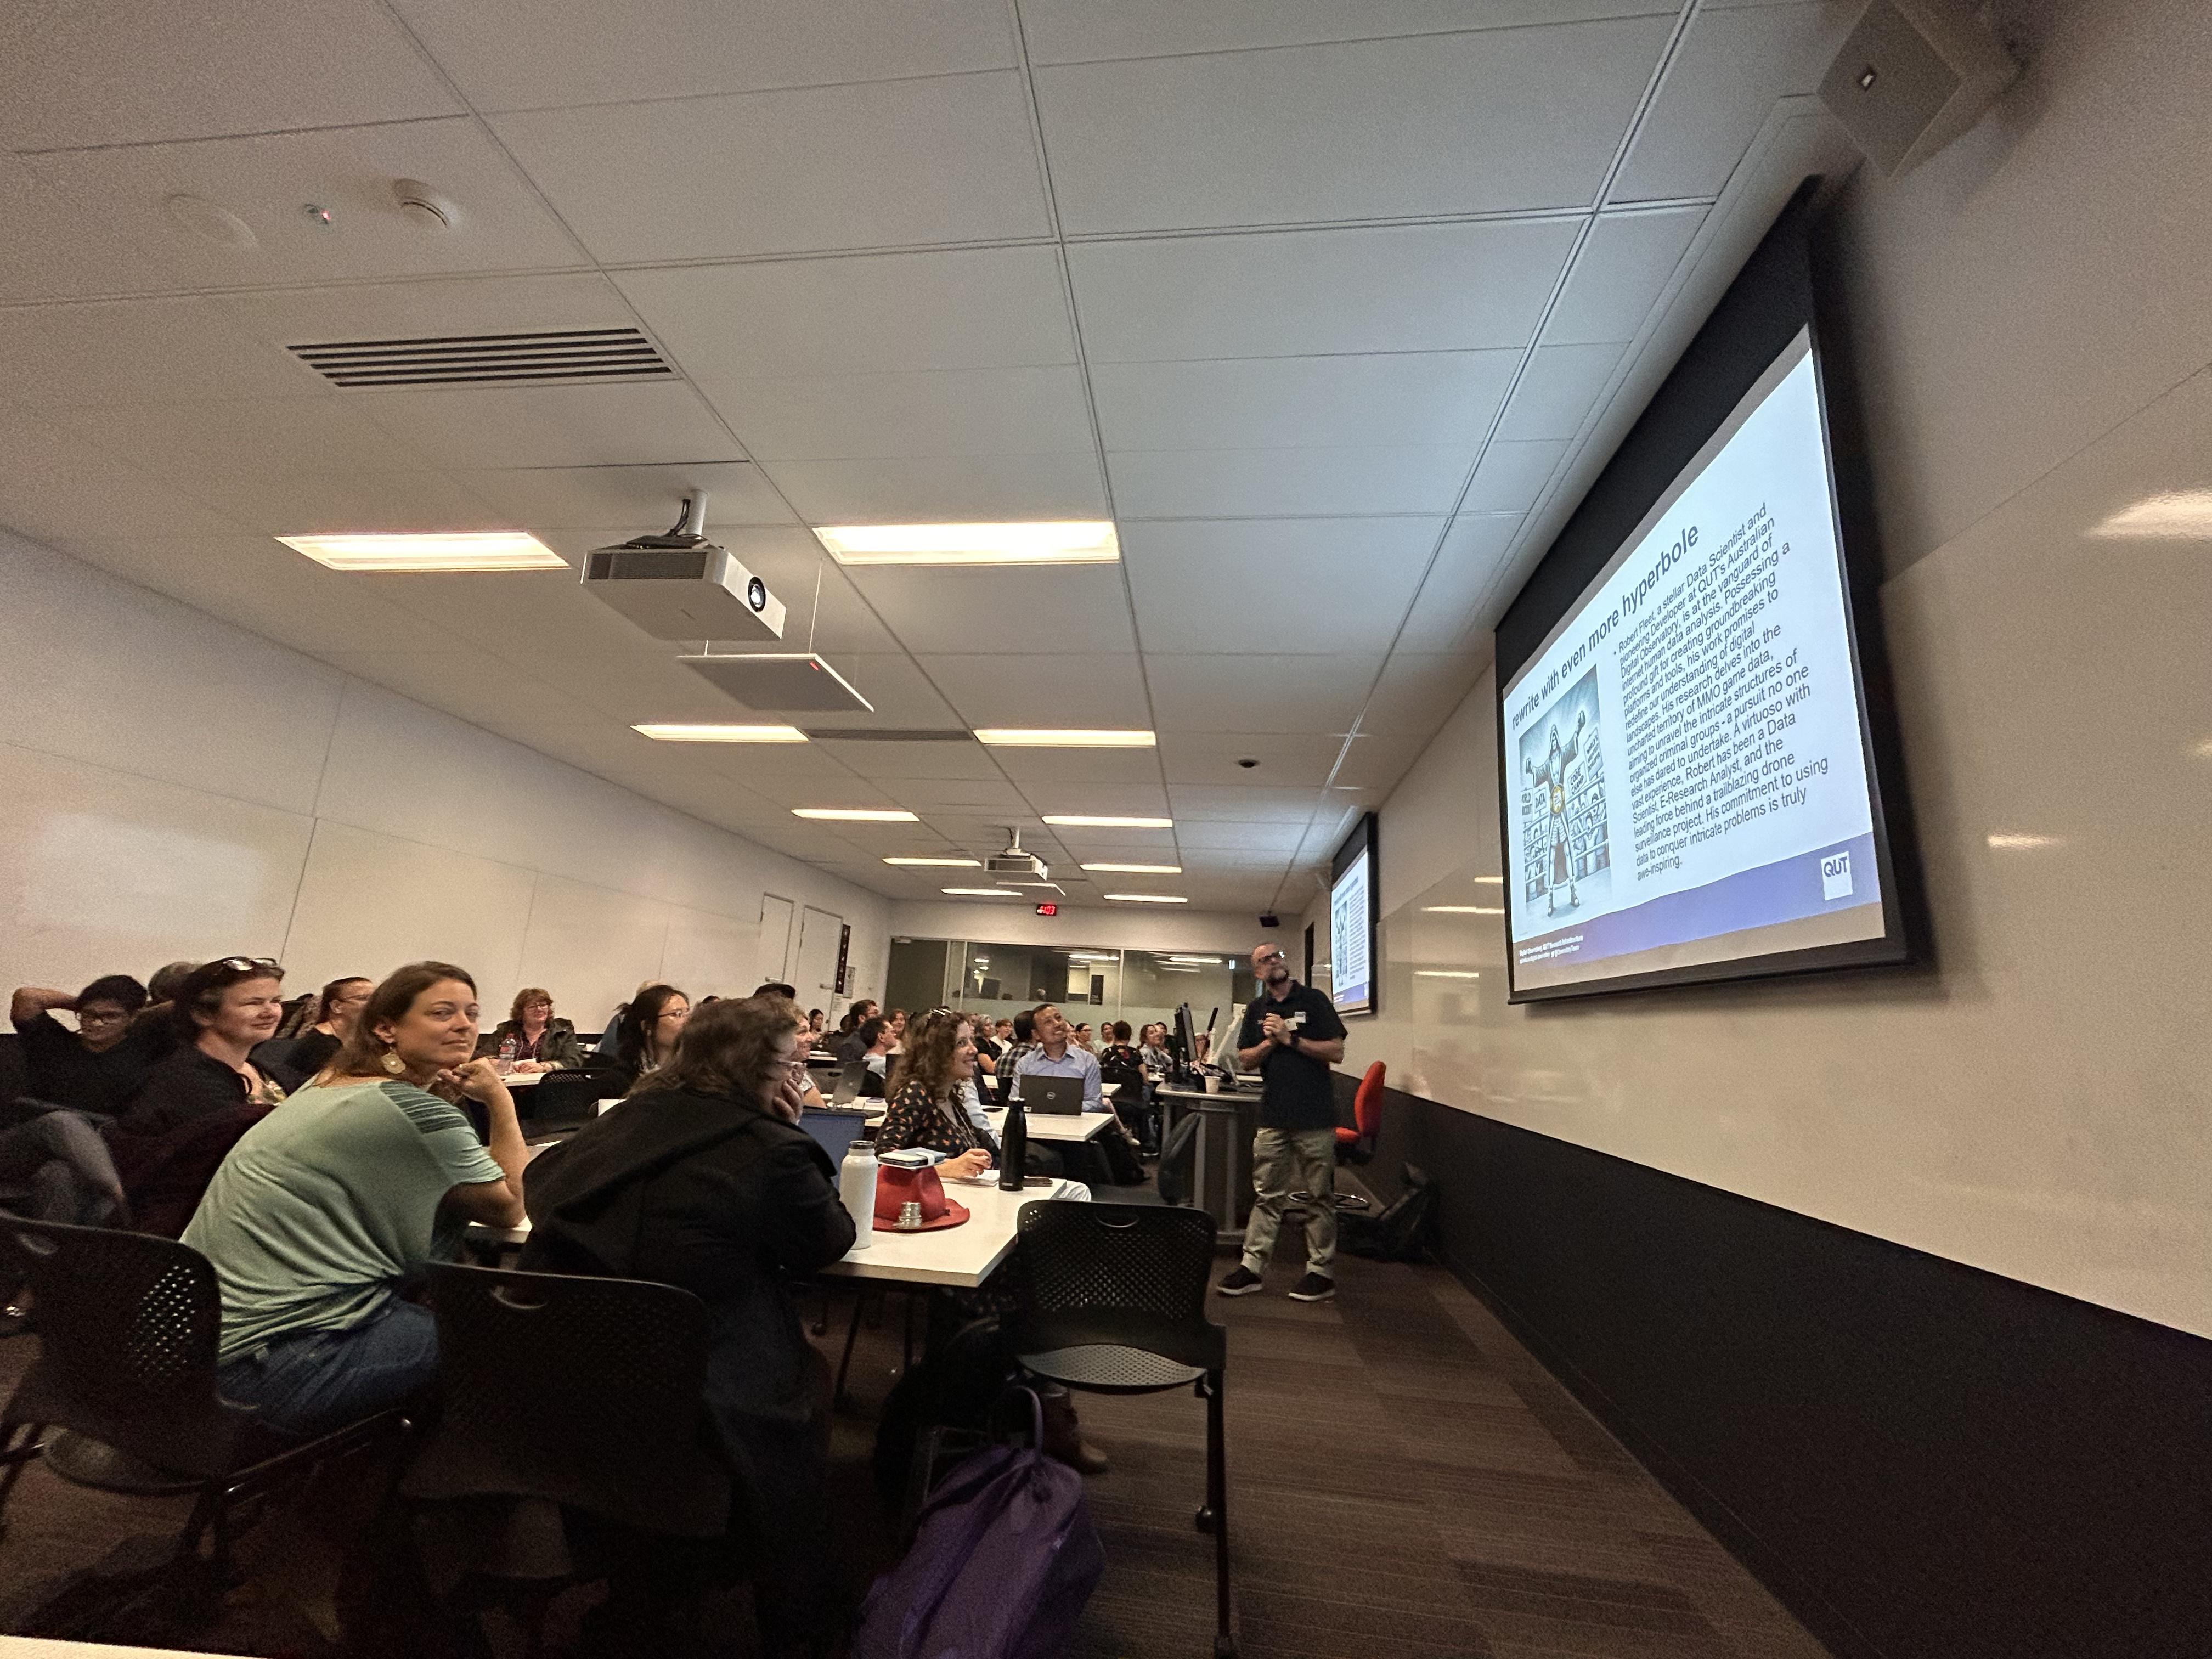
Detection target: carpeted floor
<box><xmin>0</xmin><ymin>1234</ymin><xmax>1833</xmax><ymax>1658</ymax></box>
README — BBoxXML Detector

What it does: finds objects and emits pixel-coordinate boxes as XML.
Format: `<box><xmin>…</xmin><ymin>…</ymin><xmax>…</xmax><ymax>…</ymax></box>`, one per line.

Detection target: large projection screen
<box><xmin>1496</xmin><ymin>192</ymin><xmax>1911</xmax><ymax>1002</ymax></box>
<box><xmin>1328</xmin><ymin>813</ymin><xmax>1379</xmax><ymax>1017</ymax></box>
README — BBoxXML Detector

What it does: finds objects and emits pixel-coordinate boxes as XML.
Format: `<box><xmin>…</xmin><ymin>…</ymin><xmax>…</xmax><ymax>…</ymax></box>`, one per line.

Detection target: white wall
<box><xmin>1313</xmin><ymin>0</ymin><xmax>2212</xmax><ymax>1341</ymax></box>
<box><xmin>0</xmin><ymin>528</ymin><xmax>890</xmax><ymax>1027</ymax></box>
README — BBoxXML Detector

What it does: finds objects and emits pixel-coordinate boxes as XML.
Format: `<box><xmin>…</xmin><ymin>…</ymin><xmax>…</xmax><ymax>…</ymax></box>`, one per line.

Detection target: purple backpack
<box><xmin>854</xmin><ymin>1390</ymin><xmax>1105</xmax><ymax>1659</ymax></box>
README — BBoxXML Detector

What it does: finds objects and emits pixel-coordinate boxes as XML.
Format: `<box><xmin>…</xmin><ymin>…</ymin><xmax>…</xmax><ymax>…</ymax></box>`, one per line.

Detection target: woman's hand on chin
<box><xmin>439</xmin><ymin>1057</ymin><xmax>508</xmax><ymax>1102</ymax></box>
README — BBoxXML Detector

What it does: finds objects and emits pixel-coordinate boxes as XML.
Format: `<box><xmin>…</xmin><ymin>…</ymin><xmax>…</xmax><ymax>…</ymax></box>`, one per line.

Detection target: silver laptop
<box><xmin>1019</xmin><ymin>1075</ymin><xmax>1084</xmax><ymax>1115</ymax></box>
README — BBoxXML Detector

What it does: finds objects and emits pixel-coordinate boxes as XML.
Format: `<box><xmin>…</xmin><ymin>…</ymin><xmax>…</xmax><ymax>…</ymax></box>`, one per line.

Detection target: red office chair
<box><xmin>1291</xmin><ymin>1062</ymin><xmax>1386</xmax><ymax>1215</ymax></box>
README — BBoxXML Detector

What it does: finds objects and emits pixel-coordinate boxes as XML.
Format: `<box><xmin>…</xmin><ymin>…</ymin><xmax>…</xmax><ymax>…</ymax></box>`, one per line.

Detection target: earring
<box><xmin>380</xmin><ymin>1047</ymin><xmax>406</xmax><ymax>1077</ymax></box>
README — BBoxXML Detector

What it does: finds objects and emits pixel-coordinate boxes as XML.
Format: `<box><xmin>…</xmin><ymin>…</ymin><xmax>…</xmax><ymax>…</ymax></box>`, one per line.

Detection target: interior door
<box><xmin>795</xmin><ymin>905</ymin><xmax>843</xmax><ymax>1006</ymax></box>
<box><xmin>759</xmin><ymin>893</ymin><xmax>795</xmax><ymax>989</ymax></box>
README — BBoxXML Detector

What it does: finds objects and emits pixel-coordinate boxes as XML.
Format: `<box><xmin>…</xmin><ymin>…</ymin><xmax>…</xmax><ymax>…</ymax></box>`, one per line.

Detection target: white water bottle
<box><xmin>496</xmin><ymin>1034</ymin><xmax>518</xmax><ymax>1075</ymax></box>
<box><xmin>838</xmin><ymin>1139</ymin><xmax>878</xmax><ymax>1250</ymax></box>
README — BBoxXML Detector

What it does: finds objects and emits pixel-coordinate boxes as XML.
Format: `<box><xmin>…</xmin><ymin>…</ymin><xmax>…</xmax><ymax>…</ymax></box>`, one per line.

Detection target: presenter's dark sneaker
<box><xmin>1287</xmin><ymin>1273</ymin><xmax>1336</xmax><ymax>1303</ymax></box>
<box><xmin>1215</xmin><ymin>1265</ymin><xmax>1265</xmax><ymax>1296</ymax></box>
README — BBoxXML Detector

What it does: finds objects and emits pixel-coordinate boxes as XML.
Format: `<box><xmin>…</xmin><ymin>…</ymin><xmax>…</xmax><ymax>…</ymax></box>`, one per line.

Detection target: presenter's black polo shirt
<box><xmin>1237</xmin><ymin>981</ymin><xmax>1347</xmax><ymax>1133</ymax></box>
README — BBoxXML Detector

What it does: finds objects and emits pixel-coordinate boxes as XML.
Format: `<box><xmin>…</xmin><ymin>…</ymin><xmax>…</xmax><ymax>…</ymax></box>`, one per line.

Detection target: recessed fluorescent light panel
<box><xmin>279</xmin><ymin>531</ymin><xmax>565</xmax><ymax>571</ymax></box>
<box><xmin>1163</xmin><ymin>956</ymin><xmax>1223</xmax><ymax>964</ymax></box>
<box><xmin>2090</xmin><ymin>489</ymin><xmax>2212</xmax><ymax>539</ymax></box>
<box><xmin>1986</xmin><ymin>833</ymin><xmax>2064</xmax><ymax>849</ymax></box>
<box><xmin>883</xmin><ymin>856</ymin><xmax>981</xmax><ymax>867</ymax></box>
<box><xmin>942</xmin><ymin>887</ymin><xmax>1022</xmax><ymax>897</ymax></box>
<box><xmin>814</xmin><ymin>522</ymin><xmax>1119</xmax><ymax>566</ymax></box>
<box><xmin>1415</xmin><ymin>970</ymin><xmax>1481</xmax><ymax>979</ymax></box>
<box><xmin>1422</xmin><ymin>905</ymin><xmax>1503</xmax><ymax>915</ymax></box>
<box><xmin>1104</xmin><ymin>893</ymin><xmax>1187</xmax><ymax>904</ymax></box>
<box><xmin>1080</xmin><ymin>863</ymin><xmax>1181</xmax><ymax>874</ymax></box>
<box><xmin>1043</xmin><ymin>815</ymin><xmax>1173</xmax><ymax>830</ymax></box>
<box><xmin>633</xmin><ymin>724</ymin><xmax>806</xmax><ymax>742</ymax></box>
<box><xmin>974</xmin><ymin>729</ymin><xmax>1155</xmax><ymax>748</ymax></box>
<box><xmin>792</xmin><ymin>808</ymin><xmax>918</xmax><ymax>822</ymax></box>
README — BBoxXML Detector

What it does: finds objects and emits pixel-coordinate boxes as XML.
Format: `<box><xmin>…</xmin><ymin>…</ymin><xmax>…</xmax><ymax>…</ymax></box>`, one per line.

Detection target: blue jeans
<box><xmin>217</xmin><ymin>1295</ymin><xmax>438</xmax><ymax>1438</ymax></box>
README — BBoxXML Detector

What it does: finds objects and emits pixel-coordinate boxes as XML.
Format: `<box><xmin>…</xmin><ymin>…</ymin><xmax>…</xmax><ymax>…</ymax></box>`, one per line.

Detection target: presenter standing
<box><xmin>1216</xmin><ymin>942</ymin><xmax>1347</xmax><ymax>1303</ymax></box>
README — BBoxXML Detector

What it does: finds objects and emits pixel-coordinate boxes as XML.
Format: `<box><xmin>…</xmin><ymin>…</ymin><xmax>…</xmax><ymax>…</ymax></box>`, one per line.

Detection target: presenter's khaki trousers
<box><xmin>1241</xmin><ymin>1127</ymin><xmax>1338</xmax><ymax>1279</ymax></box>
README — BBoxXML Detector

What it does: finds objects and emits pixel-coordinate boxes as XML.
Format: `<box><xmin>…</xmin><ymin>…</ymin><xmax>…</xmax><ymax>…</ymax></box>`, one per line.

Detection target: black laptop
<box><xmin>1018</xmin><ymin>1076</ymin><xmax>1084</xmax><ymax>1115</ymax></box>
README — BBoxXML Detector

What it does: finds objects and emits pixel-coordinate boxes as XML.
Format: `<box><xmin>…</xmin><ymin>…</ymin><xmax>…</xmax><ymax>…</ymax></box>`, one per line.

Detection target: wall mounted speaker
<box><xmin>1818</xmin><ymin>0</ymin><xmax>2018</xmax><ymax>177</ymax></box>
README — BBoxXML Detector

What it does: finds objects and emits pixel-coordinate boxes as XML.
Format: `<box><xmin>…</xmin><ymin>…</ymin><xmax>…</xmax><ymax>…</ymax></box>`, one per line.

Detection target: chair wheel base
<box><xmin>1195</xmin><ymin>1504</ymin><xmax>1215</xmax><ymax>1533</ymax></box>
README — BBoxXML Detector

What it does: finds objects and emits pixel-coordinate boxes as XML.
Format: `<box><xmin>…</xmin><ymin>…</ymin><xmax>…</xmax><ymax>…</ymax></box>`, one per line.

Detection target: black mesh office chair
<box><xmin>1119</xmin><ymin>1109</ymin><xmax>1203</xmax><ymax>1209</ymax></box>
<box><xmin>1011</xmin><ymin>1201</ymin><xmax>1234</xmax><ymax>1656</ymax></box>
<box><xmin>0</xmin><ymin>1218</ymin><xmax>402</xmax><ymax>1635</ymax></box>
<box><xmin>520</xmin><ymin>1070</ymin><xmax>613</xmax><ymax>1135</ymax></box>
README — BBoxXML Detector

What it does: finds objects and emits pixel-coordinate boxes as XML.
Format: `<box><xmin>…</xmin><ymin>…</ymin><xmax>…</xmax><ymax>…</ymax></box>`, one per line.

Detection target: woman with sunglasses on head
<box><xmin>183</xmin><ymin>962</ymin><xmax>523</xmax><ymax>1439</ymax></box>
<box><xmin>521</xmin><ymin>994</ymin><xmax>854</xmax><ymax>1656</ymax></box>
<box><xmin>116</xmin><ymin>957</ymin><xmax>290</xmax><ymax>1137</ymax></box>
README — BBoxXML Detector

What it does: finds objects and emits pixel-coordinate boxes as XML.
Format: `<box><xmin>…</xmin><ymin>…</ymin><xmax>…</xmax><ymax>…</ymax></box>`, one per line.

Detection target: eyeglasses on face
<box><xmin>75</xmin><ymin>1007</ymin><xmax>131</xmax><ymax>1026</ymax></box>
<box><xmin>1254</xmin><ymin>950</ymin><xmax>1285</xmax><ymax>967</ymax></box>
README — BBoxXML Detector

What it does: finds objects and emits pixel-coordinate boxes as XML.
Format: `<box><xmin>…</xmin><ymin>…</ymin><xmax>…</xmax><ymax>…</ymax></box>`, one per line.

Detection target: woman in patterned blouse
<box><xmin>875</xmin><ymin>1009</ymin><xmax>996</xmax><ymax>1180</ymax></box>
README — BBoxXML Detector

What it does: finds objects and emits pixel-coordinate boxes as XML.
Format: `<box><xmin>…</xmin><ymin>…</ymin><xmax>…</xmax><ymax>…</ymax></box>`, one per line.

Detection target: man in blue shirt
<box><xmin>1009</xmin><ymin>1003</ymin><xmax>1103</xmax><ymax>1111</ymax></box>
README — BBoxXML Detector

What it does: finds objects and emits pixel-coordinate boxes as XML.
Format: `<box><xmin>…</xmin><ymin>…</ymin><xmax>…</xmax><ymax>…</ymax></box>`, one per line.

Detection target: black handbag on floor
<box><xmin>1339</xmin><ymin>1164</ymin><xmax>1436</xmax><ymax>1262</ymax></box>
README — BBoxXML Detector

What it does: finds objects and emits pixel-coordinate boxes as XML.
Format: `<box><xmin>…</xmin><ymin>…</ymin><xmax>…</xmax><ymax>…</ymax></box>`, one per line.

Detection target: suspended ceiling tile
<box><xmin>0</xmin><ymin>0</ymin><xmax>464</xmax><ymax>150</ymax></box>
<box><xmin>1463</xmin><ymin>438</ymin><xmax>1568</xmax><ymax>514</ymax></box>
<box><xmin>1156</xmin><ymin>731</ymin><xmax>1345</xmax><ymax>788</ymax></box>
<box><xmin>1022</xmin><ymin>0</ymin><xmax>1672</xmax><ymax>64</ymax></box>
<box><xmin>0</xmin><ymin>410</ymin><xmax>241</xmax><ymax>543</ymax></box>
<box><xmin>914</xmin><ymin>652</ymin><xmax>1152</xmax><ymax>729</ymax></box>
<box><xmin>1176</xmin><ymin>821</ymin><xmax>1313</xmax><ymax>852</ymax></box>
<box><xmin>1123</xmin><ymin>517</ymin><xmax>1437</xmax><ymax>656</ymax></box>
<box><xmin>390</xmin><ymin>0</ymin><xmax>1015</xmax><ymax>110</ymax></box>
<box><xmin>1497</xmin><ymin>341</ymin><xmax>1632</xmax><ymax>444</ymax></box>
<box><xmin>1068</xmin><ymin>219</ymin><xmax>1581</xmax><ymax>363</ymax></box>
<box><xmin>700</xmin><ymin>366</ymin><xmax>1095</xmax><ymax>461</ymax></box>
<box><xmin>843</xmin><ymin>565</ymin><xmax>1135</xmax><ymax>656</ymax></box>
<box><xmin>1358</xmin><ymin>651</ymin><xmax>1488</xmax><ymax>735</ymax></box>
<box><xmin>616</xmin><ymin>247</ymin><xmax>1077</xmax><ymax>381</ymax></box>
<box><xmin>760</xmin><ymin>452</ymin><xmax>1107</xmax><ymax>524</ymax></box>
<box><xmin>1015</xmin><ymin>781</ymin><xmax>1174</xmax><ymax>817</ymax></box>
<box><xmin>466</xmin><ymin>463</ymin><xmax>795</xmax><ymax>531</ymax></box>
<box><xmin>1088</xmin><ymin>351</ymin><xmax>1518</xmax><ymax>453</ymax></box>
<box><xmin>490</xmin><ymin>73</ymin><xmax>1051</xmax><ymax>263</ymax></box>
<box><xmin>1146</xmin><ymin>652</ymin><xmax>1383</xmax><ymax>734</ymax></box>
<box><xmin>174</xmin><ymin>468</ymin><xmax>517</xmax><ymax>537</ymax></box>
<box><xmin>1542</xmin><ymin>205</ymin><xmax>1706</xmax><ymax>345</ymax></box>
<box><xmin>873</xmin><ymin>776</ymin><xmax>1031</xmax><ymax>811</ymax></box>
<box><xmin>351</xmin><ymin>381</ymin><xmax>745</xmax><ymax>471</ymax></box>
<box><xmin>1167</xmin><ymin>785</ymin><xmax>1334</xmax><ymax>821</ymax></box>
<box><xmin>1329</xmin><ymin>730</ymin><xmax>1434</xmax><ymax>792</ymax></box>
<box><xmin>1035</xmin><ymin>18</ymin><xmax>1670</xmax><ymax>234</ymax></box>
<box><xmin>984</xmin><ymin>747</ymin><xmax>1164</xmax><ymax>785</ymax></box>
<box><xmin>24</xmin><ymin>119</ymin><xmax>585</xmax><ymax>289</ymax></box>
<box><xmin>55</xmin><ymin>396</ymin><xmax>435</xmax><ymax>484</ymax></box>
<box><xmin>0</xmin><ymin>155</ymin><xmax>187</xmax><ymax>302</ymax></box>
<box><xmin>0</xmin><ymin>297</ymin><xmax>314</xmax><ymax>410</ymax></box>
<box><xmin>1612</xmin><ymin>1</ymin><xmax>1852</xmax><ymax>202</ymax></box>
<box><xmin>1394</xmin><ymin>512</ymin><xmax>1524</xmax><ymax>652</ymax></box>
<box><xmin>1107</xmin><ymin>445</ymin><xmax>1471</xmax><ymax>519</ymax></box>
<box><xmin>222</xmin><ymin>270</ymin><xmax>639</xmax><ymax>351</ymax></box>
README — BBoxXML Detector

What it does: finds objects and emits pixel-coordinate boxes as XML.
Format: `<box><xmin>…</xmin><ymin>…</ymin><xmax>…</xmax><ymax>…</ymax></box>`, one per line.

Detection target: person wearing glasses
<box><xmin>1216</xmin><ymin>941</ymin><xmax>1348</xmax><ymax>1304</ymax></box>
<box><xmin>9</xmin><ymin>974</ymin><xmax>163</xmax><ymax>1116</ymax></box>
<box><xmin>521</xmin><ymin>994</ymin><xmax>854</xmax><ymax>1654</ymax></box>
<box><xmin>475</xmin><ymin>987</ymin><xmax>585</xmax><ymax>1073</ymax></box>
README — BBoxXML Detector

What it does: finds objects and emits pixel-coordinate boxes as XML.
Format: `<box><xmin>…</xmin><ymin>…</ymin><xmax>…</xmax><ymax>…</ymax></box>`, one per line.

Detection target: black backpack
<box><xmin>1339</xmin><ymin>1163</ymin><xmax>1436</xmax><ymax>1262</ymax></box>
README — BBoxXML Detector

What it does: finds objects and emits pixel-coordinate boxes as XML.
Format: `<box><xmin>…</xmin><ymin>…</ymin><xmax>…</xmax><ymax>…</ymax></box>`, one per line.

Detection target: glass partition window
<box><xmin>887</xmin><ymin>938</ymin><xmax>1256</xmax><ymax>1049</ymax></box>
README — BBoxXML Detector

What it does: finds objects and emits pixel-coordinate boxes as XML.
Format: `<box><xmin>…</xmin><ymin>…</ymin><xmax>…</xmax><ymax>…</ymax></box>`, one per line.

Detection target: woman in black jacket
<box><xmin>520</xmin><ymin>993</ymin><xmax>854</xmax><ymax>1655</ymax></box>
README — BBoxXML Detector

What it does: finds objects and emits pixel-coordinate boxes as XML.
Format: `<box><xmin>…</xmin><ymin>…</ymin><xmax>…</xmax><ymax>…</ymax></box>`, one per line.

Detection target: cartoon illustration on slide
<box><xmin>1518</xmin><ymin>669</ymin><xmax>1611</xmax><ymax>918</ymax></box>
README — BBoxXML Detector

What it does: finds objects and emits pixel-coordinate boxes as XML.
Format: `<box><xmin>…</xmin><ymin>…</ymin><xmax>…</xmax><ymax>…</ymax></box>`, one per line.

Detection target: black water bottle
<box><xmin>998</xmin><ymin>1102</ymin><xmax>1028</xmax><ymax>1192</ymax></box>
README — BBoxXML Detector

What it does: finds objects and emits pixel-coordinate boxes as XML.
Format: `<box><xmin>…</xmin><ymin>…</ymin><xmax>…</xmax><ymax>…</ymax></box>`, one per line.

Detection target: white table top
<box><xmin>860</xmin><ymin>1107</ymin><xmax>1114</xmax><ymax>1144</ymax></box>
<box><xmin>822</xmin><ymin>1177</ymin><xmax>1078</xmax><ymax>1287</ymax></box>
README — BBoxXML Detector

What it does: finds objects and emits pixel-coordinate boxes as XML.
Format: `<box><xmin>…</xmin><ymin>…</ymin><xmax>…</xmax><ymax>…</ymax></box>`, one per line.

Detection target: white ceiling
<box><xmin>0</xmin><ymin>0</ymin><xmax>1860</xmax><ymax>916</ymax></box>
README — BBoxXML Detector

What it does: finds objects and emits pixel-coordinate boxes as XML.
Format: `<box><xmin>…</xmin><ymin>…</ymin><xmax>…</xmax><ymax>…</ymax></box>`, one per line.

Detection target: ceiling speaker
<box><xmin>1818</xmin><ymin>0</ymin><xmax>2017</xmax><ymax>177</ymax></box>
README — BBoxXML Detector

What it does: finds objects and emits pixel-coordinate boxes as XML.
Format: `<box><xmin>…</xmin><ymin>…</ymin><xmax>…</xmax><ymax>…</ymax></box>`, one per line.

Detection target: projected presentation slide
<box><xmin>1502</xmin><ymin>328</ymin><xmax>1887</xmax><ymax>995</ymax></box>
<box><xmin>1329</xmin><ymin>842</ymin><xmax>1373</xmax><ymax>1015</ymax></box>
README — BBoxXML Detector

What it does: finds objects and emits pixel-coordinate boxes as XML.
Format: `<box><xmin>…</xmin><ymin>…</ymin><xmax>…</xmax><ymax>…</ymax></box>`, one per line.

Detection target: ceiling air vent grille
<box><xmin>289</xmin><ymin>327</ymin><xmax>673</xmax><ymax>388</ymax></box>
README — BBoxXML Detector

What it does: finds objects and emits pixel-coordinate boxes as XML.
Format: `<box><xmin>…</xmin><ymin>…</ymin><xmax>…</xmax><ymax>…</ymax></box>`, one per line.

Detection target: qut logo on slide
<box><xmin>1821</xmin><ymin>849</ymin><xmax>1853</xmax><ymax>900</ymax></box>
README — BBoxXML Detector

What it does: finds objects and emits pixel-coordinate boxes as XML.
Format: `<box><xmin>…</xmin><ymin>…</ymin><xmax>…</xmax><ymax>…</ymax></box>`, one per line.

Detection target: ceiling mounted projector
<box><xmin>985</xmin><ymin>827</ymin><xmax>1052</xmax><ymax>887</ymax></box>
<box><xmin>580</xmin><ymin>493</ymin><xmax>787</xmax><ymax>641</ymax></box>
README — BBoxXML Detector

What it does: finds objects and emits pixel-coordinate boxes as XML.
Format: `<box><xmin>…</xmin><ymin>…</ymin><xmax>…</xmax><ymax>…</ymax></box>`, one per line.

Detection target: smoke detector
<box><xmin>985</xmin><ymin>827</ymin><xmax>1052</xmax><ymax>887</ymax></box>
<box><xmin>392</xmin><ymin>178</ymin><xmax>461</xmax><ymax>231</ymax></box>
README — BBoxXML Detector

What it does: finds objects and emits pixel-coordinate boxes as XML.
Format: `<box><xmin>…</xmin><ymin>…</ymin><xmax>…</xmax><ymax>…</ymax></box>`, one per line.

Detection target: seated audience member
<box><xmin>874</xmin><ymin>1012</ymin><xmax>996</xmax><ymax>1178</ymax></box>
<box><xmin>833</xmin><ymin>1000</ymin><xmax>880</xmax><ymax>1060</ymax></box>
<box><xmin>1070</xmin><ymin>1021</ymin><xmax>1096</xmax><ymax>1053</ymax></box>
<box><xmin>993</xmin><ymin>1009</ymin><xmax>1039</xmax><ymax>1105</ymax></box>
<box><xmin>885</xmin><ymin>1008</ymin><xmax>907</xmax><ymax>1051</ymax></box>
<box><xmin>9</xmin><ymin>974</ymin><xmax>162</xmax><ymax>1116</ymax></box>
<box><xmin>1009</xmin><ymin>1003</ymin><xmax>1103</xmax><ymax>1112</ymax></box>
<box><xmin>607</xmin><ymin>983</ymin><xmax>689</xmax><ymax>1087</ymax></box>
<box><xmin>119</xmin><ymin>958</ymin><xmax>290</xmax><ymax>1137</ymax></box>
<box><xmin>183</xmin><ymin>962</ymin><xmax>522</xmax><ymax>1438</ymax></box>
<box><xmin>805</xmin><ymin>1008</ymin><xmax>825</xmax><ymax>1040</ymax></box>
<box><xmin>1098</xmin><ymin>1021</ymin><xmax>1141</xmax><ymax>1074</ymax></box>
<box><xmin>476</xmin><ymin>986</ymin><xmax>584</xmax><ymax>1073</ymax></box>
<box><xmin>522</xmin><ymin>996</ymin><xmax>853</xmax><ymax>1654</ymax></box>
<box><xmin>853</xmin><ymin>1016</ymin><xmax>895</xmax><ymax>1098</ymax></box>
<box><xmin>1139</xmin><ymin>1021</ymin><xmax>1173</xmax><ymax>1076</ymax></box>
<box><xmin>264</xmin><ymin>975</ymin><xmax>371</xmax><ymax>1086</ymax></box>
<box><xmin>994</xmin><ymin>1018</ymin><xmax>1014</xmax><ymax>1046</ymax></box>
<box><xmin>752</xmin><ymin>980</ymin><xmax>798</xmax><ymax>1000</ymax></box>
